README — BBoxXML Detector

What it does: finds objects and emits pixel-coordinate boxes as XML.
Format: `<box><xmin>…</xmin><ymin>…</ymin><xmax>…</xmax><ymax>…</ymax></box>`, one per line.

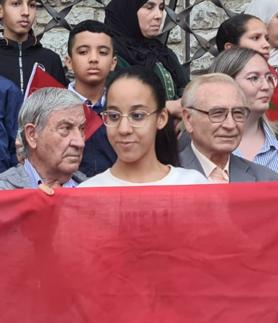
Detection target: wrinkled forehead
<box><xmin>46</xmin><ymin>105</ymin><xmax>85</xmax><ymax>124</ymax></box>
<box><xmin>197</xmin><ymin>82</ymin><xmax>245</xmax><ymax>108</ymax></box>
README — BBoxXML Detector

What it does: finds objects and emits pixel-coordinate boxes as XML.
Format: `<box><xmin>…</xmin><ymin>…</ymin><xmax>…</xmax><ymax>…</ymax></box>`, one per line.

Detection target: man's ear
<box><xmin>182</xmin><ymin>108</ymin><xmax>193</xmax><ymax>134</ymax></box>
<box><xmin>110</xmin><ymin>55</ymin><xmax>117</xmax><ymax>72</ymax></box>
<box><xmin>65</xmin><ymin>55</ymin><xmax>73</xmax><ymax>71</ymax></box>
<box><xmin>64</xmin><ymin>55</ymin><xmax>74</xmax><ymax>72</ymax></box>
<box><xmin>224</xmin><ymin>42</ymin><xmax>234</xmax><ymax>50</ymax></box>
<box><xmin>24</xmin><ymin>123</ymin><xmax>38</xmax><ymax>149</ymax></box>
<box><xmin>157</xmin><ymin>108</ymin><xmax>168</xmax><ymax>130</ymax></box>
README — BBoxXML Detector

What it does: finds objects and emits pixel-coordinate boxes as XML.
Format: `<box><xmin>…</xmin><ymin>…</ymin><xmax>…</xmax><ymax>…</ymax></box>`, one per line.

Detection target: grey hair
<box><xmin>208</xmin><ymin>47</ymin><xmax>259</xmax><ymax>78</ymax></box>
<box><xmin>181</xmin><ymin>73</ymin><xmax>248</xmax><ymax>110</ymax></box>
<box><xmin>18</xmin><ymin>87</ymin><xmax>83</xmax><ymax>158</ymax></box>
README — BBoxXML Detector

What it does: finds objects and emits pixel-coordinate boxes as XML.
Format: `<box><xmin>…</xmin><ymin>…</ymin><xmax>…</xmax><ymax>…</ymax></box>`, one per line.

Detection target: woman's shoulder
<box><xmin>78</xmin><ymin>169</ymin><xmax>113</xmax><ymax>188</ymax></box>
<box><xmin>164</xmin><ymin>166</ymin><xmax>208</xmax><ymax>184</ymax></box>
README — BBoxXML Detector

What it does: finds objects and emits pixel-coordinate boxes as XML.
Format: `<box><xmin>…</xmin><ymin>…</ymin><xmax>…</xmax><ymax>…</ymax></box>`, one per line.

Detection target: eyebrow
<box><xmin>106</xmin><ymin>104</ymin><xmax>149</xmax><ymax>111</ymax></box>
<box><xmin>56</xmin><ymin>118</ymin><xmax>86</xmax><ymax>126</ymax></box>
<box><xmin>56</xmin><ymin>119</ymin><xmax>74</xmax><ymax>126</ymax></box>
<box><xmin>76</xmin><ymin>45</ymin><xmax>111</xmax><ymax>50</ymax></box>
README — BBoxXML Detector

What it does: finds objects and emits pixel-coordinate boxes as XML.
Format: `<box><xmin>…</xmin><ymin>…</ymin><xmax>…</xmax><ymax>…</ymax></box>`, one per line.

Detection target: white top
<box><xmin>78</xmin><ymin>165</ymin><xmax>207</xmax><ymax>187</ymax></box>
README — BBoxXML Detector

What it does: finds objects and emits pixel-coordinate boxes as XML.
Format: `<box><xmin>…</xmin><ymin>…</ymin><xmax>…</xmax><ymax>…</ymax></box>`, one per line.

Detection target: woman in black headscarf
<box><xmin>105</xmin><ymin>0</ymin><xmax>189</xmax><ymax>117</ymax></box>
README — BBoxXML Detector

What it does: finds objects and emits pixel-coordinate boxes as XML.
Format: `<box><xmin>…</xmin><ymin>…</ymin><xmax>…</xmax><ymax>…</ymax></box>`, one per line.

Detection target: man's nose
<box><xmin>222</xmin><ymin>111</ymin><xmax>237</xmax><ymax>128</ymax></box>
<box><xmin>71</xmin><ymin>129</ymin><xmax>85</xmax><ymax>148</ymax></box>
<box><xmin>21</xmin><ymin>3</ymin><xmax>30</xmax><ymax>15</ymax></box>
<box><xmin>89</xmin><ymin>51</ymin><xmax>99</xmax><ymax>63</ymax></box>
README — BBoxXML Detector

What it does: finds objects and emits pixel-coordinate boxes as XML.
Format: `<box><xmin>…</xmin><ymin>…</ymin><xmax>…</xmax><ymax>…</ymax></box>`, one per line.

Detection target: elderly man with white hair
<box><xmin>0</xmin><ymin>87</ymin><xmax>87</xmax><ymax>190</ymax></box>
<box><xmin>180</xmin><ymin>73</ymin><xmax>278</xmax><ymax>183</ymax></box>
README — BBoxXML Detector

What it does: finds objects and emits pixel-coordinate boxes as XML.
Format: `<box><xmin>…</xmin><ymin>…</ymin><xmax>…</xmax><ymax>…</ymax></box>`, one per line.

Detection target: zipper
<box><xmin>18</xmin><ymin>43</ymin><xmax>24</xmax><ymax>93</ymax></box>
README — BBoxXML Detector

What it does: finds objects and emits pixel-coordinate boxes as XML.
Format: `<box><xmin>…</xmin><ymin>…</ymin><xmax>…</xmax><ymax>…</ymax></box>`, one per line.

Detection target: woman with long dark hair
<box><xmin>79</xmin><ymin>67</ymin><xmax>206</xmax><ymax>186</ymax></box>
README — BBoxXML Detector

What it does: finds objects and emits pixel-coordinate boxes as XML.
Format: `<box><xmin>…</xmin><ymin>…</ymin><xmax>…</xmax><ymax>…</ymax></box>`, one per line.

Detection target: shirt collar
<box><xmin>68</xmin><ymin>82</ymin><xmax>106</xmax><ymax>113</ymax></box>
<box><xmin>191</xmin><ymin>142</ymin><xmax>230</xmax><ymax>179</ymax></box>
<box><xmin>261</xmin><ymin>120</ymin><xmax>278</xmax><ymax>151</ymax></box>
<box><xmin>24</xmin><ymin>159</ymin><xmax>77</xmax><ymax>188</ymax></box>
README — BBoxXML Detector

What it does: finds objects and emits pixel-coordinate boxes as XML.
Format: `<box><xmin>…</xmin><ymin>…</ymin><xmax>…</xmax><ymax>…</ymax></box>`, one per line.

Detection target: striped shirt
<box><xmin>233</xmin><ymin>121</ymin><xmax>278</xmax><ymax>173</ymax></box>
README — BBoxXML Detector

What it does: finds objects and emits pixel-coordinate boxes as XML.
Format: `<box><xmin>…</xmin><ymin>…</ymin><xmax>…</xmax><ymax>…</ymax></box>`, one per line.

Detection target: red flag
<box><xmin>24</xmin><ymin>62</ymin><xmax>65</xmax><ymax>100</ymax></box>
<box><xmin>1</xmin><ymin>183</ymin><xmax>278</xmax><ymax>322</ymax></box>
<box><xmin>83</xmin><ymin>104</ymin><xmax>103</xmax><ymax>140</ymax></box>
<box><xmin>24</xmin><ymin>63</ymin><xmax>103</xmax><ymax>138</ymax></box>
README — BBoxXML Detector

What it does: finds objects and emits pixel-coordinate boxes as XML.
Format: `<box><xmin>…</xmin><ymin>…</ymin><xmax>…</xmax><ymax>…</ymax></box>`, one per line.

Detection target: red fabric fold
<box><xmin>0</xmin><ymin>183</ymin><xmax>278</xmax><ymax>322</ymax></box>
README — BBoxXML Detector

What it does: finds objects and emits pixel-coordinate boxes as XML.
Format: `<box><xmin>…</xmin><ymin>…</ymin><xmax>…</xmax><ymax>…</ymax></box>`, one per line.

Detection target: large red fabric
<box><xmin>0</xmin><ymin>183</ymin><xmax>278</xmax><ymax>322</ymax></box>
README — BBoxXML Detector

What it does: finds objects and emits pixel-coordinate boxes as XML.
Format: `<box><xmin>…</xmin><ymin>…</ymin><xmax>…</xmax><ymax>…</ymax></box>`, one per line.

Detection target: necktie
<box><xmin>209</xmin><ymin>167</ymin><xmax>229</xmax><ymax>183</ymax></box>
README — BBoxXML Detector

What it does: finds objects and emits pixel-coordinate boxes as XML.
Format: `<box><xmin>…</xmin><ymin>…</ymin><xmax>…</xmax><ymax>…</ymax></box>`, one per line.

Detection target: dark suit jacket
<box><xmin>179</xmin><ymin>144</ymin><xmax>278</xmax><ymax>182</ymax></box>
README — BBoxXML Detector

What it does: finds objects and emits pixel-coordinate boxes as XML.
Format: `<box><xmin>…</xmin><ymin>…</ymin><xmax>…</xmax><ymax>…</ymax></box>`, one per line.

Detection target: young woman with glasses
<box><xmin>79</xmin><ymin>67</ymin><xmax>207</xmax><ymax>187</ymax></box>
<box><xmin>208</xmin><ymin>47</ymin><xmax>278</xmax><ymax>173</ymax></box>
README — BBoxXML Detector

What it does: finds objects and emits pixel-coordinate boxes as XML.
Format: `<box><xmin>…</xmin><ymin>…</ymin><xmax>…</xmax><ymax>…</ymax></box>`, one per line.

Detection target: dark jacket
<box><xmin>79</xmin><ymin>125</ymin><xmax>117</xmax><ymax>177</ymax></box>
<box><xmin>0</xmin><ymin>34</ymin><xmax>67</xmax><ymax>93</ymax></box>
<box><xmin>0</xmin><ymin>76</ymin><xmax>23</xmax><ymax>173</ymax></box>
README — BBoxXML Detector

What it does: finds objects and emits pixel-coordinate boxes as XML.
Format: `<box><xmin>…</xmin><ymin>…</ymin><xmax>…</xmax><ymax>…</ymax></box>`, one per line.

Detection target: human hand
<box><xmin>38</xmin><ymin>183</ymin><xmax>55</xmax><ymax>196</ymax></box>
<box><xmin>165</xmin><ymin>98</ymin><xmax>183</xmax><ymax>119</ymax></box>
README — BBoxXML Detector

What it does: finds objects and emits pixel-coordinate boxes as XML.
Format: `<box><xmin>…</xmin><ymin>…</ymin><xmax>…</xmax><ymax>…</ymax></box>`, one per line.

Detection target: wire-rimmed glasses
<box><xmin>101</xmin><ymin>109</ymin><xmax>158</xmax><ymax>127</ymax></box>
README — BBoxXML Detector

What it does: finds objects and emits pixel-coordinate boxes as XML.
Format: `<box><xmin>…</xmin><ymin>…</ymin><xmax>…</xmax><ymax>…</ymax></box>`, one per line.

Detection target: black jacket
<box><xmin>0</xmin><ymin>34</ymin><xmax>67</xmax><ymax>93</ymax></box>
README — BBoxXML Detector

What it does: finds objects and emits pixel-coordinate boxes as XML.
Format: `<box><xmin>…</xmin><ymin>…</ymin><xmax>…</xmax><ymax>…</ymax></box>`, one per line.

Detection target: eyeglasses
<box><xmin>187</xmin><ymin>106</ymin><xmax>251</xmax><ymax>123</ymax></box>
<box><xmin>101</xmin><ymin>109</ymin><xmax>158</xmax><ymax>127</ymax></box>
<box><xmin>245</xmin><ymin>74</ymin><xmax>277</xmax><ymax>88</ymax></box>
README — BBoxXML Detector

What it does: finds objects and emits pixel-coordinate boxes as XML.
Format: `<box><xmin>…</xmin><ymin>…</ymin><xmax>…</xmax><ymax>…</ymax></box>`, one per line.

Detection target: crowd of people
<box><xmin>1</xmin><ymin>0</ymin><xmax>278</xmax><ymax>191</ymax></box>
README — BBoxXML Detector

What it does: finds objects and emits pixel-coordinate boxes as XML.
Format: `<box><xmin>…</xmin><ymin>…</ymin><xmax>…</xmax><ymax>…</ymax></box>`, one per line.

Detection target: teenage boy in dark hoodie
<box><xmin>0</xmin><ymin>0</ymin><xmax>67</xmax><ymax>93</ymax></box>
<box><xmin>67</xmin><ymin>20</ymin><xmax>117</xmax><ymax>177</ymax></box>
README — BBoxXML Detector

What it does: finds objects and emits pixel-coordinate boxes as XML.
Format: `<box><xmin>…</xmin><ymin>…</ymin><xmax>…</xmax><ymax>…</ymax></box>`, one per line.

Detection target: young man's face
<box><xmin>0</xmin><ymin>0</ymin><xmax>36</xmax><ymax>42</ymax></box>
<box><xmin>68</xmin><ymin>31</ymin><xmax>117</xmax><ymax>88</ymax></box>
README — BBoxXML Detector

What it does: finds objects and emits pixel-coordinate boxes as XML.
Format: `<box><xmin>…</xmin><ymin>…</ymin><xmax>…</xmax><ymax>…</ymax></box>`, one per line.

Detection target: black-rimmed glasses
<box><xmin>101</xmin><ymin>109</ymin><xmax>158</xmax><ymax>127</ymax></box>
<box><xmin>187</xmin><ymin>106</ymin><xmax>251</xmax><ymax>123</ymax></box>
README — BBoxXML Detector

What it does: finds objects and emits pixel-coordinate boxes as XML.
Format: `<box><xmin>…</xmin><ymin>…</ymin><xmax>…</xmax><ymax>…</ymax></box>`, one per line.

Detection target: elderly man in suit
<box><xmin>0</xmin><ymin>87</ymin><xmax>87</xmax><ymax>190</ymax></box>
<box><xmin>180</xmin><ymin>73</ymin><xmax>278</xmax><ymax>182</ymax></box>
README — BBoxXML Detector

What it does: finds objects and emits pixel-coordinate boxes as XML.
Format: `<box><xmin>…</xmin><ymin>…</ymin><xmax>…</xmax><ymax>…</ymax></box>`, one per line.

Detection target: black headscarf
<box><xmin>105</xmin><ymin>0</ymin><xmax>187</xmax><ymax>89</ymax></box>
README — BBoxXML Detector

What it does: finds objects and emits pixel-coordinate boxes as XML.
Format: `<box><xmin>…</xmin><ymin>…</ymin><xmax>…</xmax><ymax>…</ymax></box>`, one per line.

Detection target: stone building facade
<box><xmin>36</xmin><ymin>0</ymin><xmax>251</xmax><ymax>74</ymax></box>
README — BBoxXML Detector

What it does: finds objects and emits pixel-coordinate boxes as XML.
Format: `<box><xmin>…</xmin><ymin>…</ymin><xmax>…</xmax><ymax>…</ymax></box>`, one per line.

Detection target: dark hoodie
<box><xmin>0</xmin><ymin>33</ymin><xmax>67</xmax><ymax>93</ymax></box>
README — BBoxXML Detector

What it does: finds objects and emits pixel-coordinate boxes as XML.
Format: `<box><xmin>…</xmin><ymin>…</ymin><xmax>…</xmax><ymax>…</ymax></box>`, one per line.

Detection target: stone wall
<box><xmin>36</xmin><ymin>0</ymin><xmax>251</xmax><ymax>73</ymax></box>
